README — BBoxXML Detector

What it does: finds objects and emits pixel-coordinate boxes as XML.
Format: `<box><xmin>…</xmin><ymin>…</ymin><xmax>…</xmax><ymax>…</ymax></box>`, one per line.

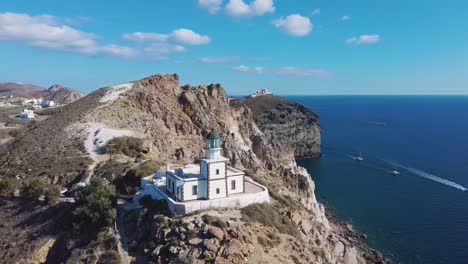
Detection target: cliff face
<box><xmin>232</xmin><ymin>94</ymin><xmax>321</xmax><ymax>161</ymax></box>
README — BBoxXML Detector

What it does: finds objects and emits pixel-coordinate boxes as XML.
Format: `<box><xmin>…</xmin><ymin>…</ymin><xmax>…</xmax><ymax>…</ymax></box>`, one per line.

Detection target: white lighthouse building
<box><xmin>134</xmin><ymin>128</ymin><xmax>270</xmax><ymax>214</ymax></box>
<box><xmin>165</xmin><ymin>129</ymin><xmax>244</xmax><ymax>202</ymax></box>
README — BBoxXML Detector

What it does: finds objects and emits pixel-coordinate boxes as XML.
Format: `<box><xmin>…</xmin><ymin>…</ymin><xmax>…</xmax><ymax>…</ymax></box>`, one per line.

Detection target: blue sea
<box><xmin>291</xmin><ymin>96</ymin><xmax>468</xmax><ymax>264</ymax></box>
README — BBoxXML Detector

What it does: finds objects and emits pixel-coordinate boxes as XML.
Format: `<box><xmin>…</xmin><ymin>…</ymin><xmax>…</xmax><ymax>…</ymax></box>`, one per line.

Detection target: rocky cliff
<box><xmin>0</xmin><ymin>74</ymin><xmax>391</xmax><ymax>264</ymax></box>
<box><xmin>232</xmin><ymin>94</ymin><xmax>321</xmax><ymax>160</ymax></box>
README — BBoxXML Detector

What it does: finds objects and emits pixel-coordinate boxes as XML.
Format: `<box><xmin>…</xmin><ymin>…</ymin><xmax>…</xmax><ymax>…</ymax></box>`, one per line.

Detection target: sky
<box><xmin>1</xmin><ymin>0</ymin><xmax>468</xmax><ymax>95</ymax></box>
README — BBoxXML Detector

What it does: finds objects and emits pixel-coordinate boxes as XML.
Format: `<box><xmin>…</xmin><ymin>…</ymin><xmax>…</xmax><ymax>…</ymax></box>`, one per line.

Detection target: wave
<box><xmin>386</xmin><ymin>161</ymin><xmax>467</xmax><ymax>192</ymax></box>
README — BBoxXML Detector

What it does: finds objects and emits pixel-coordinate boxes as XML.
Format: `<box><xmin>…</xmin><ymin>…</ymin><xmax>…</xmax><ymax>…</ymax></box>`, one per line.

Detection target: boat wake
<box><xmin>387</xmin><ymin>161</ymin><xmax>467</xmax><ymax>192</ymax></box>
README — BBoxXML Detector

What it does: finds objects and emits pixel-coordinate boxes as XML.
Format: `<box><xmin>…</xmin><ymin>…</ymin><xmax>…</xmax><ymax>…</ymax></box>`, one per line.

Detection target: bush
<box><xmin>115</xmin><ymin>160</ymin><xmax>164</xmax><ymax>195</ymax></box>
<box><xmin>98</xmin><ymin>231</ymin><xmax>119</xmax><ymax>251</ymax></box>
<box><xmin>8</xmin><ymin>128</ymin><xmax>23</xmax><ymax>138</ymax></box>
<box><xmin>0</xmin><ymin>178</ymin><xmax>20</xmax><ymax>197</ymax></box>
<box><xmin>98</xmin><ymin>250</ymin><xmax>121</xmax><ymax>264</ymax></box>
<box><xmin>241</xmin><ymin>203</ymin><xmax>299</xmax><ymax>237</ymax></box>
<box><xmin>139</xmin><ymin>195</ymin><xmax>168</xmax><ymax>211</ymax></box>
<box><xmin>104</xmin><ymin>136</ymin><xmax>143</xmax><ymax>157</ymax></box>
<box><xmin>20</xmin><ymin>178</ymin><xmax>48</xmax><ymax>201</ymax></box>
<box><xmin>202</xmin><ymin>214</ymin><xmax>228</xmax><ymax>229</ymax></box>
<box><xmin>72</xmin><ymin>178</ymin><xmax>117</xmax><ymax>232</ymax></box>
<box><xmin>44</xmin><ymin>185</ymin><xmax>61</xmax><ymax>205</ymax></box>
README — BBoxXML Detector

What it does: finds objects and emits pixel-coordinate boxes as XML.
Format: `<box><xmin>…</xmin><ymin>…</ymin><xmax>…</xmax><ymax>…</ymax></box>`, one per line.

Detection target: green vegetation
<box><xmin>0</xmin><ymin>178</ymin><xmax>20</xmax><ymax>197</ymax></box>
<box><xmin>104</xmin><ymin>136</ymin><xmax>143</xmax><ymax>157</ymax></box>
<box><xmin>20</xmin><ymin>178</ymin><xmax>60</xmax><ymax>204</ymax></box>
<box><xmin>8</xmin><ymin>128</ymin><xmax>23</xmax><ymax>138</ymax></box>
<box><xmin>72</xmin><ymin>178</ymin><xmax>117</xmax><ymax>232</ymax></box>
<box><xmin>202</xmin><ymin>214</ymin><xmax>228</xmax><ymax>229</ymax></box>
<box><xmin>139</xmin><ymin>195</ymin><xmax>168</xmax><ymax>211</ymax></box>
<box><xmin>44</xmin><ymin>185</ymin><xmax>61</xmax><ymax>205</ymax></box>
<box><xmin>241</xmin><ymin>203</ymin><xmax>299</xmax><ymax>237</ymax></box>
<box><xmin>115</xmin><ymin>160</ymin><xmax>164</xmax><ymax>195</ymax></box>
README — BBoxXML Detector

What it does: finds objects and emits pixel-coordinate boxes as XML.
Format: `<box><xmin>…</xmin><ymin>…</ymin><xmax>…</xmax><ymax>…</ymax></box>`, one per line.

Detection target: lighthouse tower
<box><xmin>200</xmin><ymin>129</ymin><xmax>229</xmax><ymax>199</ymax></box>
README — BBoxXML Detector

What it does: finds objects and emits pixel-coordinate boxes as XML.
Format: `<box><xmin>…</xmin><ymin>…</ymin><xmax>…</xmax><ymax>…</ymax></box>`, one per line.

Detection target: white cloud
<box><xmin>123</xmin><ymin>32</ymin><xmax>168</xmax><ymax>42</ymax></box>
<box><xmin>100</xmin><ymin>44</ymin><xmax>139</xmax><ymax>58</ymax></box>
<box><xmin>233</xmin><ymin>65</ymin><xmax>331</xmax><ymax>77</ymax></box>
<box><xmin>341</xmin><ymin>15</ymin><xmax>351</xmax><ymax>21</ymax></box>
<box><xmin>311</xmin><ymin>8</ymin><xmax>321</xmax><ymax>16</ymax></box>
<box><xmin>0</xmin><ymin>12</ymin><xmax>137</xmax><ymax>58</ymax></box>
<box><xmin>143</xmin><ymin>43</ymin><xmax>186</xmax><ymax>60</ymax></box>
<box><xmin>347</xmin><ymin>35</ymin><xmax>380</xmax><ymax>45</ymax></box>
<box><xmin>200</xmin><ymin>56</ymin><xmax>240</xmax><ymax>63</ymax></box>
<box><xmin>232</xmin><ymin>65</ymin><xmax>265</xmax><ymax>73</ymax></box>
<box><xmin>274</xmin><ymin>67</ymin><xmax>331</xmax><ymax>78</ymax></box>
<box><xmin>123</xmin><ymin>29</ymin><xmax>210</xmax><ymax>45</ymax></box>
<box><xmin>198</xmin><ymin>0</ymin><xmax>223</xmax><ymax>14</ymax></box>
<box><xmin>170</xmin><ymin>28</ymin><xmax>211</xmax><ymax>45</ymax></box>
<box><xmin>225</xmin><ymin>0</ymin><xmax>275</xmax><ymax>17</ymax></box>
<box><xmin>272</xmin><ymin>14</ymin><xmax>313</xmax><ymax>37</ymax></box>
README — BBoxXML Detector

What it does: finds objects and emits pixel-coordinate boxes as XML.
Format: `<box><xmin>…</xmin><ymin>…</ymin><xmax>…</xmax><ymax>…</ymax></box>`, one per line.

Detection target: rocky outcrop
<box><xmin>41</xmin><ymin>84</ymin><xmax>85</xmax><ymax>105</ymax></box>
<box><xmin>232</xmin><ymin>94</ymin><xmax>321</xmax><ymax>159</ymax></box>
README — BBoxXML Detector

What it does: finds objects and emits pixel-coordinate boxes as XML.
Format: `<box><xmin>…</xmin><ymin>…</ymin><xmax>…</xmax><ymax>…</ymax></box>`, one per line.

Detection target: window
<box><xmin>192</xmin><ymin>185</ymin><xmax>198</xmax><ymax>195</ymax></box>
<box><xmin>231</xmin><ymin>180</ymin><xmax>236</xmax><ymax>190</ymax></box>
<box><xmin>216</xmin><ymin>169</ymin><xmax>220</xmax><ymax>175</ymax></box>
<box><xmin>216</xmin><ymin>188</ymin><xmax>220</xmax><ymax>194</ymax></box>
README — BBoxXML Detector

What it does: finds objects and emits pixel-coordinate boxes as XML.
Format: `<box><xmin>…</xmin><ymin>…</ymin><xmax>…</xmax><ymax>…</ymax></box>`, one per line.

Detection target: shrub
<box><xmin>115</xmin><ymin>160</ymin><xmax>163</xmax><ymax>195</ymax></box>
<box><xmin>44</xmin><ymin>185</ymin><xmax>61</xmax><ymax>205</ymax></box>
<box><xmin>98</xmin><ymin>250</ymin><xmax>121</xmax><ymax>264</ymax></box>
<box><xmin>20</xmin><ymin>178</ymin><xmax>49</xmax><ymax>201</ymax></box>
<box><xmin>0</xmin><ymin>178</ymin><xmax>20</xmax><ymax>197</ymax></box>
<box><xmin>8</xmin><ymin>128</ymin><xmax>24</xmax><ymax>138</ymax></box>
<box><xmin>201</xmin><ymin>214</ymin><xmax>228</xmax><ymax>229</ymax></box>
<box><xmin>139</xmin><ymin>195</ymin><xmax>168</xmax><ymax>212</ymax></box>
<box><xmin>104</xmin><ymin>136</ymin><xmax>143</xmax><ymax>157</ymax></box>
<box><xmin>72</xmin><ymin>178</ymin><xmax>117</xmax><ymax>232</ymax></box>
<box><xmin>98</xmin><ymin>231</ymin><xmax>119</xmax><ymax>251</ymax></box>
<box><xmin>241</xmin><ymin>203</ymin><xmax>299</xmax><ymax>237</ymax></box>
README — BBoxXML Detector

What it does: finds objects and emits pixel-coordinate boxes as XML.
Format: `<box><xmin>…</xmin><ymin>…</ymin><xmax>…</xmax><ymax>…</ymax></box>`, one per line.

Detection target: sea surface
<box><xmin>291</xmin><ymin>96</ymin><xmax>468</xmax><ymax>264</ymax></box>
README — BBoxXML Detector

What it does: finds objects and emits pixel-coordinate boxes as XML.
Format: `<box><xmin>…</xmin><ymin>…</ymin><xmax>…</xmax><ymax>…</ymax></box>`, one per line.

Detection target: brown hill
<box><xmin>41</xmin><ymin>84</ymin><xmax>85</xmax><ymax>104</ymax></box>
<box><xmin>0</xmin><ymin>83</ymin><xmax>44</xmax><ymax>98</ymax></box>
<box><xmin>0</xmin><ymin>82</ymin><xmax>85</xmax><ymax>104</ymax></box>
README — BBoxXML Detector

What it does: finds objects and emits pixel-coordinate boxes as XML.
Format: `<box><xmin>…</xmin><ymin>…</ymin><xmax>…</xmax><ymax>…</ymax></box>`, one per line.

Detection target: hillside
<box><xmin>0</xmin><ymin>83</ymin><xmax>44</xmax><ymax>98</ymax></box>
<box><xmin>41</xmin><ymin>84</ymin><xmax>86</xmax><ymax>104</ymax></box>
<box><xmin>0</xmin><ymin>74</ymin><xmax>390</xmax><ymax>264</ymax></box>
<box><xmin>0</xmin><ymin>82</ymin><xmax>85</xmax><ymax>104</ymax></box>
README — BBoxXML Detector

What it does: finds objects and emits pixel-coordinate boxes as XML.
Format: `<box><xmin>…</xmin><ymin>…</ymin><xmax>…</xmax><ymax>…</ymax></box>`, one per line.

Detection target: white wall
<box><xmin>227</xmin><ymin>175</ymin><xmax>244</xmax><ymax>195</ymax></box>
<box><xmin>182</xmin><ymin>180</ymin><xmax>207</xmax><ymax>201</ymax></box>
<box><xmin>208</xmin><ymin>161</ymin><xmax>226</xmax><ymax>180</ymax></box>
<box><xmin>208</xmin><ymin>179</ymin><xmax>227</xmax><ymax>199</ymax></box>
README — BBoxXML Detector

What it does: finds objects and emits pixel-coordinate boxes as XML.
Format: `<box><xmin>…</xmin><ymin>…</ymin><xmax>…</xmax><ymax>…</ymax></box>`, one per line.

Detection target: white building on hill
<box><xmin>19</xmin><ymin>109</ymin><xmax>35</xmax><ymax>119</ymax></box>
<box><xmin>134</xmin><ymin>129</ymin><xmax>270</xmax><ymax>215</ymax></box>
<box><xmin>41</xmin><ymin>100</ymin><xmax>55</xmax><ymax>107</ymax></box>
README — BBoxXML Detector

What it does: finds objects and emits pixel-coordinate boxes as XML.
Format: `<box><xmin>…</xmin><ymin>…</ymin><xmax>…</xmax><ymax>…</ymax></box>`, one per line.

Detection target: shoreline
<box><xmin>322</xmin><ymin>200</ymin><xmax>395</xmax><ymax>264</ymax></box>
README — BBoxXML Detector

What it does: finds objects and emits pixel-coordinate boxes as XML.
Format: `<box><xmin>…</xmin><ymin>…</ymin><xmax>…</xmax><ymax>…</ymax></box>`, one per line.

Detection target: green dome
<box><xmin>207</xmin><ymin>129</ymin><xmax>220</xmax><ymax>140</ymax></box>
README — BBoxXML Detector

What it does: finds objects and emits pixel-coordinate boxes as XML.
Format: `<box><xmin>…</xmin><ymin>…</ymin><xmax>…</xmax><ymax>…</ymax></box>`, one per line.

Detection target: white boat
<box><xmin>390</xmin><ymin>170</ymin><xmax>400</xmax><ymax>175</ymax></box>
<box><xmin>355</xmin><ymin>152</ymin><xmax>364</xmax><ymax>161</ymax></box>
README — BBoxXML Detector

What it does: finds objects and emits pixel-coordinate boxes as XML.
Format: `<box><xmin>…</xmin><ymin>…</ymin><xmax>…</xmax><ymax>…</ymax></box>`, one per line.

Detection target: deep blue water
<box><xmin>291</xmin><ymin>96</ymin><xmax>468</xmax><ymax>264</ymax></box>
